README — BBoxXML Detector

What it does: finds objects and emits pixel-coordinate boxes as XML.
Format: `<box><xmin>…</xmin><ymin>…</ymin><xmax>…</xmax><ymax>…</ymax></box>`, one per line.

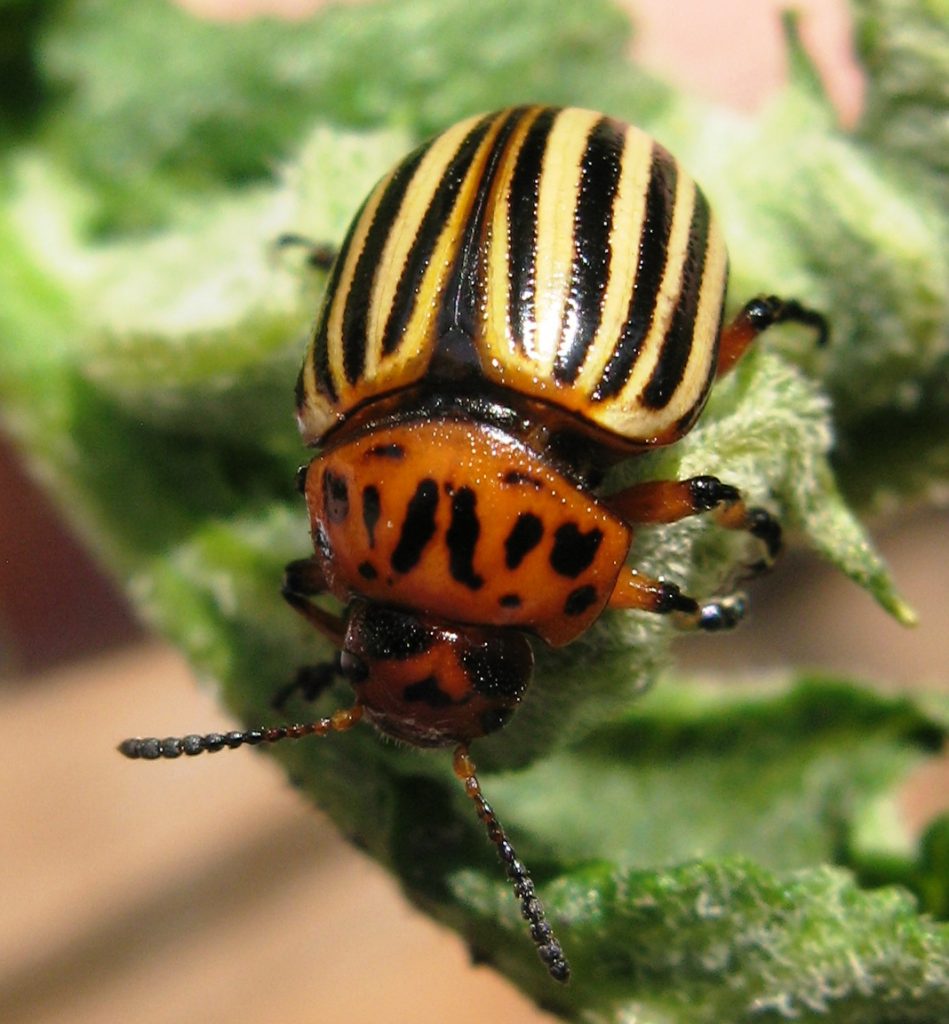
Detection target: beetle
<box><xmin>119</xmin><ymin>106</ymin><xmax>827</xmax><ymax>982</ymax></box>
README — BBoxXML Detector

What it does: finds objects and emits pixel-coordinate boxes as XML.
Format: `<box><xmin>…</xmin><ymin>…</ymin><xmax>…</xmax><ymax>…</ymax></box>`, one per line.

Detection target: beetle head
<box><xmin>339</xmin><ymin>601</ymin><xmax>533</xmax><ymax>748</ymax></box>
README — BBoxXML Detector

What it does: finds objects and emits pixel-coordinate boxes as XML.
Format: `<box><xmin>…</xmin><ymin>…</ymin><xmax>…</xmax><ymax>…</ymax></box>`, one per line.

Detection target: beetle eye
<box><xmin>339</xmin><ymin>649</ymin><xmax>369</xmax><ymax>683</ymax></box>
<box><xmin>479</xmin><ymin>706</ymin><xmax>513</xmax><ymax>735</ymax></box>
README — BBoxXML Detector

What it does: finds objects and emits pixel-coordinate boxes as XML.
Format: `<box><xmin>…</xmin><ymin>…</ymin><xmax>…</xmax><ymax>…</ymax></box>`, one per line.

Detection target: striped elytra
<box><xmin>120</xmin><ymin>105</ymin><xmax>829</xmax><ymax>986</ymax></box>
<box><xmin>296</xmin><ymin>105</ymin><xmax>728</xmax><ymax>448</ymax></box>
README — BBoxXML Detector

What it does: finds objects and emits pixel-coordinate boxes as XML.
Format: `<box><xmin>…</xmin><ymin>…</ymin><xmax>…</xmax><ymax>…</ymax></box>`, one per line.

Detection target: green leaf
<box><xmin>14</xmin><ymin>0</ymin><xmax>949</xmax><ymax>502</ymax></box>
<box><xmin>68</xmin><ymin>127</ymin><xmax>412</xmax><ymax>461</ymax></box>
<box><xmin>1</xmin><ymin>0</ymin><xmax>947</xmax><ymax>1019</ymax></box>
<box><xmin>31</xmin><ymin>0</ymin><xmax>663</xmax><ymax>233</ymax></box>
<box><xmin>110</xmin><ymin>495</ymin><xmax>949</xmax><ymax>1014</ymax></box>
<box><xmin>1</xmin><ymin>104</ymin><xmax>915</xmax><ymax>617</ymax></box>
<box><xmin>122</xmin><ymin>497</ymin><xmax>949</xmax><ymax>1006</ymax></box>
<box><xmin>628</xmin><ymin>7</ymin><xmax>949</xmax><ymax>511</ymax></box>
<box><xmin>368</xmin><ymin>675</ymin><xmax>949</xmax><ymax>1017</ymax></box>
<box><xmin>854</xmin><ymin>0</ymin><xmax>949</xmax><ymax>199</ymax></box>
<box><xmin>457</xmin><ymin>860</ymin><xmax>949</xmax><ymax>1022</ymax></box>
<box><xmin>0</xmin><ymin>0</ymin><xmax>64</xmax><ymax>137</ymax></box>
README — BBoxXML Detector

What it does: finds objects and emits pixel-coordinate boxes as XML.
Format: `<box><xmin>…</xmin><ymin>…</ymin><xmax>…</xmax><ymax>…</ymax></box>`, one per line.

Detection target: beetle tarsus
<box><xmin>748</xmin><ymin>295</ymin><xmax>830</xmax><ymax>348</ymax></box>
<box><xmin>712</xmin><ymin>500</ymin><xmax>783</xmax><ymax>575</ymax></box>
<box><xmin>717</xmin><ymin>294</ymin><xmax>828</xmax><ymax>376</ymax></box>
<box><xmin>746</xmin><ymin>506</ymin><xmax>783</xmax><ymax>564</ymax></box>
<box><xmin>672</xmin><ymin>592</ymin><xmax>748</xmax><ymax>633</ymax></box>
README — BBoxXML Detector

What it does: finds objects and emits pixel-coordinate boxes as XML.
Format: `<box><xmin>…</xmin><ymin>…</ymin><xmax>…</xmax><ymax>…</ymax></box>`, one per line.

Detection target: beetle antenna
<box><xmin>117</xmin><ymin>705</ymin><xmax>363</xmax><ymax>760</ymax></box>
<box><xmin>452</xmin><ymin>746</ymin><xmax>570</xmax><ymax>983</ymax></box>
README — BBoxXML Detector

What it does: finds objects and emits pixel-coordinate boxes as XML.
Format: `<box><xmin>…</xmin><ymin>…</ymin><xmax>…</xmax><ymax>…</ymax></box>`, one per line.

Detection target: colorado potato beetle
<box><xmin>120</xmin><ymin>106</ymin><xmax>827</xmax><ymax>982</ymax></box>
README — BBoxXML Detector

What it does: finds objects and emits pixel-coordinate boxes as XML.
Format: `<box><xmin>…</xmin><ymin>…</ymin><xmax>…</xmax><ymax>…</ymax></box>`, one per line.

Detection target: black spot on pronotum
<box><xmin>504</xmin><ymin>513</ymin><xmax>543</xmax><ymax>570</ymax></box>
<box><xmin>403</xmin><ymin>674</ymin><xmax>456</xmax><ymax>707</ymax></box>
<box><xmin>564</xmin><ymin>585</ymin><xmax>597</xmax><ymax>616</ymax></box>
<box><xmin>499</xmin><ymin>593</ymin><xmax>522</xmax><ymax>608</ymax></box>
<box><xmin>362</xmin><ymin>485</ymin><xmax>381</xmax><ymax>548</ymax></box>
<box><xmin>357</xmin><ymin>561</ymin><xmax>378</xmax><ymax>580</ymax></box>
<box><xmin>367</xmin><ymin>443</ymin><xmax>406</xmax><ymax>460</ymax></box>
<box><xmin>322</xmin><ymin>470</ymin><xmax>350</xmax><ymax>523</ymax></box>
<box><xmin>550</xmin><ymin>523</ymin><xmax>603</xmax><ymax>577</ymax></box>
<box><xmin>502</xmin><ymin>470</ymin><xmax>544</xmax><ymax>489</ymax></box>
<box><xmin>391</xmin><ymin>479</ymin><xmax>438</xmax><ymax>573</ymax></box>
<box><xmin>446</xmin><ymin>487</ymin><xmax>484</xmax><ymax>590</ymax></box>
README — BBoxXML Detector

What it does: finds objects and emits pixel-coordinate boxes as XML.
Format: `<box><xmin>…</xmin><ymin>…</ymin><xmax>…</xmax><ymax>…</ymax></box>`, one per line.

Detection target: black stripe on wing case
<box><xmin>642</xmin><ymin>186</ymin><xmax>710</xmax><ymax>409</ymax></box>
<box><xmin>673</xmin><ymin>289</ymin><xmax>727</xmax><ymax>433</ymax></box>
<box><xmin>553</xmin><ymin>117</ymin><xmax>623</xmax><ymax>385</ymax></box>
<box><xmin>592</xmin><ymin>145</ymin><xmax>678</xmax><ymax>402</ymax></box>
<box><xmin>307</xmin><ymin>198</ymin><xmax>367</xmax><ymax>405</ymax></box>
<box><xmin>379</xmin><ymin>116</ymin><xmax>495</xmax><ymax>358</ymax></box>
<box><xmin>435</xmin><ymin>108</ymin><xmax>528</xmax><ymax>346</ymax></box>
<box><xmin>340</xmin><ymin>146</ymin><xmax>428</xmax><ymax>386</ymax></box>
<box><xmin>507</xmin><ymin>107</ymin><xmax>558</xmax><ymax>355</ymax></box>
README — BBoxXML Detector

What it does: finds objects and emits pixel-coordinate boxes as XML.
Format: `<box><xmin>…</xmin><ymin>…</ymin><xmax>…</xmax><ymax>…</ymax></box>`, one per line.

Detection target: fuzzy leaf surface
<box><xmin>0</xmin><ymin>0</ymin><xmax>946</xmax><ymax>1019</ymax></box>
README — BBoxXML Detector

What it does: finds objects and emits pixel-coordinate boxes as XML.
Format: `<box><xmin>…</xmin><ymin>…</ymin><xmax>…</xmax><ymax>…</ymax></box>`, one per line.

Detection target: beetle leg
<box><xmin>282</xmin><ymin>557</ymin><xmax>347</xmax><ymax>647</ymax></box>
<box><xmin>717</xmin><ymin>295</ymin><xmax>829</xmax><ymax>377</ymax></box>
<box><xmin>274</xmin><ymin>559</ymin><xmax>350</xmax><ymax>709</ymax></box>
<box><xmin>607</xmin><ymin>567</ymin><xmax>747</xmax><ymax>633</ymax></box>
<box><xmin>274</xmin><ymin>233</ymin><xmax>338</xmax><ymax>270</ymax></box>
<box><xmin>606</xmin><ymin>476</ymin><xmax>782</xmax><ymax>574</ymax></box>
<box><xmin>271</xmin><ymin>655</ymin><xmax>345</xmax><ymax>711</ymax></box>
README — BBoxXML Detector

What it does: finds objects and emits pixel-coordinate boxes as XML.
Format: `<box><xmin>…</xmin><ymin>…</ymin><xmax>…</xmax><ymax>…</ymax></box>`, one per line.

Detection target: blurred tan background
<box><xmin>1</xmin><ymin>2</ymin><xmax>945</xmax><ymax>1022</ymax></box>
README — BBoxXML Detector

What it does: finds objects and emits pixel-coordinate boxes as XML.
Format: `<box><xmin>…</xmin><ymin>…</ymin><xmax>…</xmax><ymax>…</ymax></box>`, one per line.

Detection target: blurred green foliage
<box><xmin>0</xmin><ymin>0</ymin><xmax>946</xmax><ymax>1019</ymax></box>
